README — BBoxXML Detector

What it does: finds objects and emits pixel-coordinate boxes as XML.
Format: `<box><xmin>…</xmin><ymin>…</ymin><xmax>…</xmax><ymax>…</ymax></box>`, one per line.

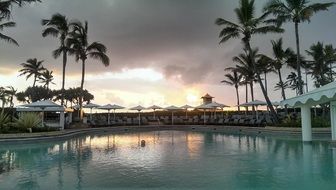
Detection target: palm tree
<box><xmin>0</xmin><ymin>0</ymin><xmax>41</xmax><ymax>19</ymax></box>
<box><xmin>215</xmin><ymin>0</ymin><xmax>283</xmax><ymax>121</ymax></box>
<box><xmin>39</xmin><ymin>69</ymin><xmax>55</xmax><ymax>89</ymax></box>
<box><xmin>232</xmin><ymin>49</ymin><xmax>259</xmax><ymax>108</ymax></box>
<box><xmin>0</xmin><ymin>86</ymin><xmax>7</xmax><ymax>112</ymax></box>
<box><xmin>68</xmin><ymin>21</ymin><xmax>110</xmax><ymax>120</ymax></box>
<box><xmin>257</xmin><ymin>55</ymin><xmax>276</xmax><ymax>96</ymax></box>
<box><xmin>323</xmin><ymin>44</ymin><xmax>336</xmax><ymax>81</ymax></box>
<box><xmin>221</xmin><ymin>71</ymin><xmax>243</xmax><ymax>111</ymax></box>
<box><xmin>305</xmin><ymin>42</ymin><xmax>333</xmax><ymax>87</ymax></box>
<box><xmin>18</xmin><ymin>58</ymin><xmax>45</xmax><ymax>87</ymax></box>
<box><xmin>5</xmin><ymin>86</ymin><xmax>16</xmax><ymax>119</ymax></box>
<box><xmin>269</xmin><ymin>38</ymin><xmax>293</xmax><ymax>100</ymax></box>
<box><xmin>42</xmin><ymin>13</ymin><xmax>71</xmax><ymax>105</ymax></box>
<box><xmin>264</xmin><ymin>0</ymin><xmax>335</xmax><ymax>95</ymax></box>
<box><xmin>0</xmin><ymin>17</ymin><xmax>18</xmax><ymax>45</ymax></box>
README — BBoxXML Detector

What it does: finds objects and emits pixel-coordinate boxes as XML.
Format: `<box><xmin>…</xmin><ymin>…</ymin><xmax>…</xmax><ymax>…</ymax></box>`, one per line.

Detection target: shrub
<box><xmin>15</xmin><ymin>113</ymin><xmax>42</xmax><ymax>130</ymax></box>
<box><xmin>277</xmin><ymin>116</ymin><xmax>330</xmax><ymax>128</ymax></box>
<box><xmin>0</xmin><ymin>112</ymin><xmax>10</xmax><ymax>129</ymax></box>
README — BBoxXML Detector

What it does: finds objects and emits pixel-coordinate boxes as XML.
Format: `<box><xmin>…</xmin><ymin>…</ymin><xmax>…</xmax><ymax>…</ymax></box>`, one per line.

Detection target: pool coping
<box><xmin>0</xmin><ymin>125</ymin><xmax>334</xmax><ymax>143</ymax></box>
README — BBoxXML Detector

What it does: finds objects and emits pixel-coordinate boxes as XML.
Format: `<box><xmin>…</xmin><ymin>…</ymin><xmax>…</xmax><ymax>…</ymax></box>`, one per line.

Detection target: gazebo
<box><xmin>16</xmin><ymin>100</ymin><xmax>73</xmax><ymax>130</ymax></box>
<box><xmin>281</xmin><ymin>81</ymin><xmax>336</xmax><ymax>142</ymax></box>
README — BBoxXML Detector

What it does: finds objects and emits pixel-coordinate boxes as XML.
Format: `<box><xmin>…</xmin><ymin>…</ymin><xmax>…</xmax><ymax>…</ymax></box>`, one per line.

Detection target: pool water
<box><xmin>0</xmin><ymin>130</ymin><xmax>336</xmax><ymax>189</ymax></box>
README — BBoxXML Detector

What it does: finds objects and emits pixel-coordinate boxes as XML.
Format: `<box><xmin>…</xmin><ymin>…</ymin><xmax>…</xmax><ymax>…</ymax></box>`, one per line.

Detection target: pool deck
<box><xmin>0</xmin><ymin>125</ymin><xmax>334</xmax><ymax>144</ymax></box>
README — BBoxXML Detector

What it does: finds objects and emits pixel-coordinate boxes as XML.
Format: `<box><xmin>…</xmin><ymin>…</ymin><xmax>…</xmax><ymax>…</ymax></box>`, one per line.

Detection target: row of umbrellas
<box><xmin>19</xmin><ymin>99</ymin><xmax>279</xmax><ymax>127</ymax></box>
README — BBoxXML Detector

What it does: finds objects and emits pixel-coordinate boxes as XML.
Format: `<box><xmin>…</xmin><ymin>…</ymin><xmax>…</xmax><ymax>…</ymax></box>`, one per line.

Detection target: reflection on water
<box><xmin>0</xmin><ymin>131</ymin><xmax>335</xmax><ymax>189</ymax></box>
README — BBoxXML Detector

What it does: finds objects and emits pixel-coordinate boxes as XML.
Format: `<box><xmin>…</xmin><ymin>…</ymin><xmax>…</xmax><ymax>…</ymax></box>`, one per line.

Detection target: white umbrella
<box><xmin>180</xmin><ymin>104</ymin><xmax>194</xmax><ymax>118</ymax></box>
<box><xmin>130</xmin><ymin>105</ymin><xmax>146</xmax><ymax>126</ymax></box>
<box><xmin>165</xmin><ymin>105</ymin><xmax>182</xmax><ymax>125</ymax></box>
<box><xmin>147</xmin><ymin>105</ymin><xmax>162</xmax><ymax>119</ymax></box>
<box><xmin>22</xmin><ymin>100</ymin><xmax>62</xmax><ymax>127</ymax></box>
<box><xmin>206</xmin><ymin>102</ymin><xmax>230</xmax><ymax>118</ymax></box>
<box><xmin>99</xmin><ymin>104</ymin><xmax>125</xmax><ymax>125</ymax></box>
<box><xmin>83</xmin><ymin>103</ymin><xmax>100</xmax><ymax>121</ymax></box>
<box><xmin>196</xmin><ymin>103</ymin><xmax>213</xmax><ymax>125</ymax></box>
<box><xmin>238</xmin><ymin>100</ymin><xmax>267</xmax><ymax>119</ymax></box>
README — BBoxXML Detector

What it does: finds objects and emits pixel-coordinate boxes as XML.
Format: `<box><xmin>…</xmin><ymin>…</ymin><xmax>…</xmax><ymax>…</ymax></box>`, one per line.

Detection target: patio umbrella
<box><xmin>99</xmin><ymin>104</ymin><xmax>125</xmax><ymax>125</ymax></box>
<box><xmin>165</xmin><ymin>105</ymin><xmax>182</xmax><ymax>125</ymax></box>
<box><xmin>207</xmin><ymin>102</ymin><xmax>230</xmax><ymax>118</ymax></box>
<box><xmin>22</xmin><ymin>100</ymin><xmax>63</xmax><ymax>127</ymax></box>
<box><xmin>147</xmin><ymin>105</ymin><xmax>162</xmax><ymax>119</ymax></box>
<box><xmin>130</xmin><ymin>105</ymin><xmax>146</xmax><ymax>126</ymax></box>
<box><xmin>196</xmin><ymin>103</ymin><xmax>213</xmax><ymax>125</ymax></box>
<box><xmin>83</xmin><ymin>103</ymin><xmax>100</xmax><ymax>121</ymax></box>
<box><xmin>238</xmin><ymin>100</ymin><xmax>267</xmax><ymax>119</ymax></box>
<box><xmin>180</xmin><ymin>104</ymin><xmax>194</xmax><ymax>118</ymax></box>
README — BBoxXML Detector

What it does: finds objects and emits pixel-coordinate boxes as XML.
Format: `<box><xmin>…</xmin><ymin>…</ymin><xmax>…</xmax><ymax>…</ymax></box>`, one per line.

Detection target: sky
<box><xmin>0</xmin><ymin>0</ymin><xmax>336</xmax><ymax>108</ymax></box>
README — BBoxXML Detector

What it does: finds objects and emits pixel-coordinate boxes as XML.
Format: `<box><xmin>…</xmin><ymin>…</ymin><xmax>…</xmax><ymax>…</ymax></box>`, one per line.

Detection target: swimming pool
<box><xmin>0</xmin><ymin>130</ymin><xmax>335</xmax><ymax>189</ymax></box>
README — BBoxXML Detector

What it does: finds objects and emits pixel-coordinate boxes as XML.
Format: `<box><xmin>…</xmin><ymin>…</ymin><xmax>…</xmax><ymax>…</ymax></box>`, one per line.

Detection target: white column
<box><xmin>301</xmin><ymin>105</ymin><xmax>312</xmax><ymax>142</ymax></box>
<box><xmin>60</xmin><ymin>111</ymin><xmax>65</xmax><ymax>130</ymax></box>
<box><xmin>330</xmin><ymin>101</ymin><xmax>336</xmax><ymax>141</ymax></box>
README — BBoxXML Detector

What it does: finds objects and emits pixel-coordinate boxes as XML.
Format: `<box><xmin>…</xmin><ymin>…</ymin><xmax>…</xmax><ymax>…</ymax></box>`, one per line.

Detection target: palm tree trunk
<box><xmin>61</xmin><ymin>49</ymin><xmax>67</xmax><ymax>106</ymax></box>
<box><xmin>245</xmin><ymin>83</ymin><xmax>248</xmax><ymax>112</ymax></box>
<box><xmin>235</xmin><ymin>85</ymin><xmax>240</xmax><ymax>112</ymax></box>
<box><xmin>79</xmin><ymin>59</ymin><xmax>86</xmax><ymax>121</ymax></box>
<box><xmin>249</xmin><ymin>82</ymin><xmax>255</xmax><ymax>113</ymax></box>
<box><xmin>264</xmin><ymin>72</ymin><xmax>267</xmax><ymax>96</ymax></box>
<box><xmin>278</xmin><ymin>69</ymin><xmax>286</xmax><ymax>100</ymax></box>
<box><xmin>246</xmin><ymin>42</ymin><xmax>279</xmax><ymax>122</ymax></box>
<box><xmin>33</xmin><ymin>75</ymin><xmax>37</xmax><ymax>87</ymax></box>
<box><xmin>295</xmin><ymin>21</ymin><xmax>303</xmax><ymax>95</ymax></box>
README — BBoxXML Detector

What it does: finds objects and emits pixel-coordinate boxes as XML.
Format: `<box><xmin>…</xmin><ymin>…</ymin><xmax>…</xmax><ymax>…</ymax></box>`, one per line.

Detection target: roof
<box><xmin>281</xmin><ymin>81</ymin><xmax>336</xmax><ymax>107</ymax></box>
<box><xmin>201</xmin><ymin>93</ymin><xmax>214</xmax><ymax>99</ymax></box>
<box><xmin>21</xmin><ymin>100</ymin><xmax>62</xmax><ymax>108</ymax></box>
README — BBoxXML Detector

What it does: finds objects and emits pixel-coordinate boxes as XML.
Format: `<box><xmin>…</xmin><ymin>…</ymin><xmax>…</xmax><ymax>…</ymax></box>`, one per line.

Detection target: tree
<box><xmin>216</xmin><ymin>0</ymin><xmax>283</xmax><ymax>121</ymax></box>
<box><xmin>305</xmin><ymin>42</ymin><xmax>334</xmax><ymax>87</ymax></box>
<box><xmin>0</xmin><ymin>0</ymin><xmax>41</xmax><ymax>19</ymax></box>
<box><xmin>0</xmin><ymin>0</ymin><xmax>41</xmax><ymax>45</ymax></box>
<box><xmin>232</xmin><ymin>49</ymin><xmax>259</xmax><ymax>110</ymax></box>
<box><xmin>264</xmin><ymin>0</ymin><xmax>335</xmax><ymax>95</ymax></box>
<box><xmin>42</xmin><ymin>13</ymin><xmax>71</xmax><ymax>105</ymax></box>
<box><xmin>0</xmin><ymin>87</ymin><xmax>7</xmax><ymax>112</ymax></box>
<box><xmin>39</xmin><ymin>69</ymin><xmax>55</xmax><ymax>89</ymax></box>
<box><xmin>0</xmin><ymin>17</ymin><xmax>18</xmax><ymax>45</ymax></box>
<box><xmin>221</xmin><ymin>71</ymin><xmax>243</xmax><ymax>111</ymax></box>
<box><xmin>68</xmin><ymin>21</ymin><xmax>109</xmax><ymax>120</ymax></box>
<box><xmin>269</xmin><ymin>38</ymin><xmax>293</xmax><ymax>100</ymax></box>
<box><xmin>257</xmin><ymin>54</ymin><xmax>276</xmax><ymax>96</ymax></box>
<box><xmin>16</xmin><ymin>86</ymin><xmax>53</xmax><ymax>103</ymax></box>
<box><xmin>18</xmin><ymin>58</ymin><xmax>45</xmax><ymax>87</ymax></box>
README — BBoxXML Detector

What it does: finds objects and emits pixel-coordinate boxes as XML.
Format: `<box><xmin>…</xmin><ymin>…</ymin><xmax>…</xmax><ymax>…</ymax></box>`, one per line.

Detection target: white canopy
<box><xmin>281</xmin><ymin>81</ymin><xmax>336</xmax><ymax>107</ymax></box>
<box><xmin>180</xmin><ymin>104</ymin><xmax>194</xmax><ymax>109</ymax></box>
<box><xmin>147</xmin><ymin>105</ymin><xmax>162</xmax><ymax>110</ymax></box>
<box><xmin>165</xmin><ymin>105</ymin><xmax>182</xmax><ymax>110</ymax></box>
<box><xmin>21</xmin><ymin>100</ymin><xmax>62</xmax><ymax>108</ymax></box>
<box><xmin>99</xmin><ymin>104</ymin><xmax>125</xmax><ymax>110</ymax></box>
<box><xmin>130</xmin><ymin>105</ymin><xmax>145</xmax><ymax>111</ymax></box>
<box><xmin>83</xmin><ymin>103</ymin><xmax>100</xmax><ymax>108</ymax></box>
<box><xmin>239</xmin><ymin>100</ymin><xmax>267</xmax><ymax>107</ymax></box>
<box><xmin>207</xmin><ymin>102</ymin><xmax>229</xmax><ymax>108</ymax></box>
<box><xmin>196</xmin><ymin>103</ymin><xmax>214</xmax><ymax>109</ymax></box>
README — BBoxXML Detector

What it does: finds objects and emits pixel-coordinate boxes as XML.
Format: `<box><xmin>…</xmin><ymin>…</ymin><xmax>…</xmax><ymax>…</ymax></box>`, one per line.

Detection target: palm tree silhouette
<box><xmin>42</xmin><ymin>13</ymin><xmax>71</xmax><ymax>105</ymax></box>
<box><xmin>0</xmin><ymin>17</ymin><xmax>18</xmax><ymax>46</ymax></box>
<box><xmin>221</xmin><ymin>71</ymin><xmax>242</xmax><ymax>111</ymax></box>
<box><xmin>264</xmin><ymin>0</ymin><xmax>335</xmax><ymax>95</ymax></box>
<box><xmin>269</xmin><ymin>38</ymin><xmax>293</xmax><ymax>100</ymax></box>
<box><xmin>305</xmin><ymin>42</ymin><xmax>333</xmax><ymax>87</ymax></box>
<box><xmin>216</xmin><ymin>0</ymin><xmax>283</xmax><ymax>121</ymax></box>
<box><xmin>39</xmin><ymin>69</ymin><xmax>55</xmax><ymax>90</ymax></box>
<box><xmin>0</xmin><ymin>0</ymin><xmax>41</xmax><ymax>19</ymax></box>
<box><xmin>68</xmin><ymin>21</ymin><xmax>110</xmax><ymax>120</ymax></box>
<box><xmin>19</xmin><ymin>58</ymin><xmax>45</xmax><ymax>87</ymax></box>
